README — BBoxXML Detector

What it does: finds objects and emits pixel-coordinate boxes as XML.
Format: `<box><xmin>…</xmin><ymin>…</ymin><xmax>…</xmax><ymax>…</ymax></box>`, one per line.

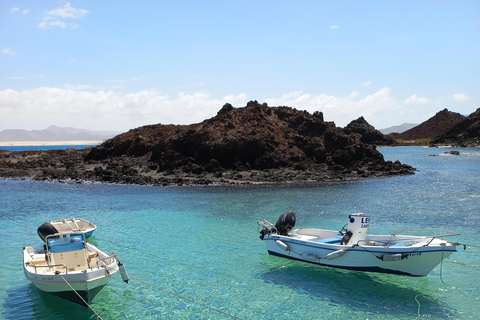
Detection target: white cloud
<box><xmin>11</xmin><ymin>7</ymin><xmax>28</xmax><ymax>14</ymax></box>
<box><xmin>48</xmin><ymin>2</ymin><xmax>88</xmax><ymax>18</ymax></box>
<box><xmin>362</xmin><ymin>81</ymin><xmax>372</xmax><ymax>87</ymax></box>
<box><xmin>264</xmin><ymin>87</ymin><xmax>402</xmax><ymax>127</ymax></box>
<box><xmin>8</xmin><ymin>74</ymin><xmax>45</xmax><ymax>80</ymax></box>
<box><xmin>62</xmin><ymin>84</ymin><xmax>94</xmax><ymax>91</ymax></box>
<box><xmin>452</xmin><ymin>93</ymin><xmax>470</xmax><ymax>101</ymax></box>
<box><xmin>3</xmin><ymin>48</ymin><xmax>16</xmax><ymax>55</ymax></box>
<box><xmin>0</xmin><ymin>87</ymin><xmax>248</xmax><ymax>131</ymax></box>
<box><xmin>0</xmin><ymin>86</ymin><xmax>442</xmax><ymax>131</ymax></box>
<box><xmin>404</xmin><ymin>94</ymin><xmax>429</xmax><ymax>105</ymax></box>
<box><xmin>330</xmin><ymin>25</ymin><xmax>340</xmax><ymax>30</ymax></box>
<box><xmin>39</xmin><ymin>3</ymin><xmax>88</xmax><ymax>29</ymax></box>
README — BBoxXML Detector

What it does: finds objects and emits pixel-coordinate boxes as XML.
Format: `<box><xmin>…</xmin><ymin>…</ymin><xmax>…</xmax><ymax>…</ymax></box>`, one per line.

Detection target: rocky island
<box><xmin>388</xmin><ymin>108</ymin><xmax>480</xmax><ymax>147</ymax></box>
<box><xmin>0</xmin><ymin>101</ymin><xmax>415</xmax><ymax>186</ymax></box>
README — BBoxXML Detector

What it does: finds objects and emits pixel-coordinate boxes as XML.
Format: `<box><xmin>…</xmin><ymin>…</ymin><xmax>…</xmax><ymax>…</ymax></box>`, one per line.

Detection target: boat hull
<box><xmin>23</xmin><ymin>243</ymin><xmax>118</xmax><ymax>305</ymax></box>
<box><xmin>50</xmin><ymin>218</ymin><xmax>97</xmax><ymax>238</ymax></box>
<box><xmin>263</xmin><ymin>235</ymin><xmax>456</xmax><ymax>276</ymax></box>
<box><xmin>29</xmin><ymin>275</ymin><xmax>109</xmax><ymax>305</ymax></box>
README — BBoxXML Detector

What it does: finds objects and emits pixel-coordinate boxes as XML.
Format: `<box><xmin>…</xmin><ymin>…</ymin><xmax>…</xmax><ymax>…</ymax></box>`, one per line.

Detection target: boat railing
<box><xmin>32</xmin><ymin>263</ymin><xmax>67</xmax><ymax>274</ymax></box>
<box><xmin>257</xmin><ymin>219</ymin><xmax>274</xmax><ymax>229</ymax></box>
<box><xmin>96</xmin><ymin>255</ymin><xmax>115</xmax><ymax>269</ymax></box>
<box><xmin>390</xmin><ymin>229</ymin><xmax>460</xmax><ymax>239</ymax></box>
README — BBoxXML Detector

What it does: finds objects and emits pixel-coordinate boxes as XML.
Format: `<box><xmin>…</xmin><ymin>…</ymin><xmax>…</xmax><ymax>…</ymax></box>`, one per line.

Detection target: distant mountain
<box><xmin>0</xmin><ymin>125</ymin><xmax>120</xmax><ymax>143</ymax></box>
<box><xmin>388</xmin><ymin>109</ymin><xmax>466</xmax><ymax>141</ymax></box>
<box><xmin>379</xmin><ymin>123</ymin><xmax>418</xmax><ymax>135</ymax></box>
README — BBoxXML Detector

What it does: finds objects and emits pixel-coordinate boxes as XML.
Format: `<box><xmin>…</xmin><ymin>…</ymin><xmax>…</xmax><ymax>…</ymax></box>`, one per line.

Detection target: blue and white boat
<box><xmin>258</xmin><ymin>212</ymin><xmax>459</xmax><ymax>276</ymax></box>
<box><xmin>50</xmin><ymin>217</ymin><xmax>97</xmax><ymax>238</ymax></box>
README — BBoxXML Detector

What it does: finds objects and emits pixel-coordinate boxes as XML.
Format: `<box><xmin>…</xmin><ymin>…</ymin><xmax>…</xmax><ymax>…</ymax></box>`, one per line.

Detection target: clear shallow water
<box><xmin>1</xmin><ymin>146</ymin><xmax>479</xmax><ymax>319</ymax></box>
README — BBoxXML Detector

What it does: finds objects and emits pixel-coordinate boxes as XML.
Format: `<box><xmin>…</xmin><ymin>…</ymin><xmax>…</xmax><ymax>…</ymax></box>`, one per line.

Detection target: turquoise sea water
<box><xmin>0</xmin><ymin>145</ymin><xmax>97</xmax><ymax>152</ymax></box>
<box><xmin>1</xmin><ymin>146</ymin><xmax>479</xmax><ymax>319</ymax></box>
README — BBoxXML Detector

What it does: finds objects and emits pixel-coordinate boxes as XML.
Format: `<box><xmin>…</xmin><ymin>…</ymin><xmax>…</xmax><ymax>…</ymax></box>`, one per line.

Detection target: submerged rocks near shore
<box><xmin>0</xmin><ymin>102</ymin><xmax>415</xmax><ymax>186</ymax></box>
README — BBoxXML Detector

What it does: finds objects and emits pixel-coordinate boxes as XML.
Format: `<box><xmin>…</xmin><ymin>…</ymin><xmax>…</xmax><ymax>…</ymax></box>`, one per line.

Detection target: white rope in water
<box><xmin>59</xmin><ymin>274</ymin><xmax>103</xmax><ymax>320</ymax></box>
<box><xmin>121</xmin><ymin>271</ymin><xmax>244</xmax><ymax>320</ymax></box>
<box><xmin>415</xmin><ymin>294</ymin><xmax>423</xmax><ymax>319</ymax></box>
<box><xmin>440</xmin><ymin>245</ymin><xmax>445</xmax><ymax>284</ymax></box>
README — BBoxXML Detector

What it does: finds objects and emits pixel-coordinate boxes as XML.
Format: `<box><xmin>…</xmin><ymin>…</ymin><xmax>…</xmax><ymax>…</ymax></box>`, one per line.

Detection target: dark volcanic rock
<box><xmin>345</xmin><ymin>117</ymin><xmax>396</xmax><ymax>146</ymax></box>
<box><xmin>389</xmin><ymin>109</ymin><xmax>466</xmax><ymax>141</ymax></box>
<box><xmin>430</xmin><ymin>108</ymin><xmax>480</xmax><ymax>147</ymax></box>
<box><xmin>0</xmin><ymin>102</ymin><xmax>415</xmax><ymax>186</ymax></box>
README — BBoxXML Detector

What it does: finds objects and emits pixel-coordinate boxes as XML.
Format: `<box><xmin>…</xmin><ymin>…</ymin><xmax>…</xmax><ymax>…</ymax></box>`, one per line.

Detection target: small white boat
<box><xmin>258</xmin><ymin>212</ymin><xmax>459</xmax><ymax>276</ymax></box>
<box><xmin>23</xmin><ymin>224</ymin><xmax>128</xmax><ymax>305</ymax></box>
<box><xmin>50</xmin><ymin>217</ymin><xmax>97</xmax><ymax>238</ymax></box>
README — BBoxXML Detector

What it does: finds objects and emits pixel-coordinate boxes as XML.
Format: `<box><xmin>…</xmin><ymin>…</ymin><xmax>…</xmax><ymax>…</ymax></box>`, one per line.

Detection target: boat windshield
<box><xmin>48</xmin><ymin>234</ymin><xmax>85</xmax><ymax>253</ymax></box>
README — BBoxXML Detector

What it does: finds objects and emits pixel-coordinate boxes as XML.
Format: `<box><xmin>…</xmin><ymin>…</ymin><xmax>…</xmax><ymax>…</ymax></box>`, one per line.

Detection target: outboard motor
<box><xmin>37</xmin><ymin>222</ymin><xmax>58</xmax><ymax>242</ymax></box>
<box><xmin>341</xmin><ymin>213</ymin><xmax>370</xmax><ymax>246</ymax></box>
<box><xmin>275</xmin><ymin>212</ymin><xmax>296</xmax><ymax>236</ymax></box>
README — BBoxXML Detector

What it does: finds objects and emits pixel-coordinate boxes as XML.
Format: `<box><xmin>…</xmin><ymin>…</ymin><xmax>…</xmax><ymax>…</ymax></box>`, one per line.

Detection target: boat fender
<box><xmin>380</xmin><ymin>254</ymin><xmax>407</xmax><ymax>261</ymax></box>
<box><xmin>341</xmin><ymin>231</ymin><xmax>353</xmax><ymax>245</ymax></box>
<box><xmin>326</xmin><ymin>249</ymin><xmax>346</xmax><ymax>260</ymax></box>
<box><xmin>301</xmin><ymin>253</ymin><xmax>319</xmax><ymax>261</ymax></box>
<box><xmin>275</xmin><ymin>240</ymin><xmax>290</xmax><ymax>251</ymax></box>
<box><xmin>118</xmin><ymin>261</ymin><xmax>129</xmax><ymax>283</ymax></box>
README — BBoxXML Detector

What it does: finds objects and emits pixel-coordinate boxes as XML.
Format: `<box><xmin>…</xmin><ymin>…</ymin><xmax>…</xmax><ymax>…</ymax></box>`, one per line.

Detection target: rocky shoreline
<box><xmin>0</xmin><ymin>147</ymin><xmax>414</xmax><ymax>187</ymax></box>
<box><xmin>0</xmin><ymin>102</ymin><xmax>418</xmax><ymax>186</ymax></box>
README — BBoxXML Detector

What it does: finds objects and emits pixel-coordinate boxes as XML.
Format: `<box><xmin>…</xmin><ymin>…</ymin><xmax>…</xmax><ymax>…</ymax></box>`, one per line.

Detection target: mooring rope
<box><xmin>59</xmin><ymin>274</ymin><xmax>103</xmax><ymax>320</ymax></box>
<box><xmin>453</xmin><ymin>242</ymin><xmax>480</xmax><ymax>249</ymax></box>
<box><xmin>440</xmin><ymin>245</ymin><xmax>445</xmax><ymax>284</ymax></box>
<box><xmin>415</xmin><ymin>294</ymin><xmax>424</xmax><ymax>319</ymax></box>
<box><xmin>97</xmin><ymin>238</ymin><xmax>246</xmax><ymax>318</ymax></box>
<box><xmin>122</xmin><ymin>271</ymin><xmax>244</xmax><ymax>320</ymax></box>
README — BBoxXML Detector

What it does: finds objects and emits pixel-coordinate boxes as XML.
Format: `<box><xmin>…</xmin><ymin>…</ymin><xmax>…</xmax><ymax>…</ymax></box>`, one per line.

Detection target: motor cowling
<box><xmin>275</xmin><ymin>212</ymin><xmax>296</xmax><ymax>236</ymax></box>
<box><xmin>37</xmin><ymin>222</ymin><xmax>58</xmax><ymax>242</ymax></box>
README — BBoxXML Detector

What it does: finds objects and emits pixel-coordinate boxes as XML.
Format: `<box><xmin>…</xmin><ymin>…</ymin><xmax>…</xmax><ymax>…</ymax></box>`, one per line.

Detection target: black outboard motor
<box><xmin>37</xmin><ymin>222</ymin><xmax>58</xmax><ymax>242</ymax></box>
<box><xmin>275</xmin><ymin>212</ymin><xmax>296</xmax><ymax>236</ymax></box>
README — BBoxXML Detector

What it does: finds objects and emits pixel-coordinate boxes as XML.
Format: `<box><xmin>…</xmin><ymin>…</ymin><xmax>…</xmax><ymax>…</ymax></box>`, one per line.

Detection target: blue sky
<box><xmin>1</xmin><ymin>1</ymin><xmax>479</xmax><ymax>132</ymax></box>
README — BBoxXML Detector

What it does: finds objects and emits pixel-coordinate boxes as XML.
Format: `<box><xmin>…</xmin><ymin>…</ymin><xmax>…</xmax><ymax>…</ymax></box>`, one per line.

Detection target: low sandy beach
<box><xmin>0</xmin><ymin>140</ymin><xmax>103</xmax><ymax>147</ymax></box>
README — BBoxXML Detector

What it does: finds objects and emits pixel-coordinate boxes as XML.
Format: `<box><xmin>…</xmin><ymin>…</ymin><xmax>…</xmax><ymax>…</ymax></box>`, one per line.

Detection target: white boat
<box><xmin>23</xmin><ymin>225</ymin><xmax>128</xmax><ymax>305</ymax></box>
<box><xmin>50</xmin><ymin>217</ymin><xmax>97</xmax><ymax>238</ymax></box>
<box><xmin>258</xmin><ymin>212</ymin><xmax>459</xmax><ymax>276</ymax></box>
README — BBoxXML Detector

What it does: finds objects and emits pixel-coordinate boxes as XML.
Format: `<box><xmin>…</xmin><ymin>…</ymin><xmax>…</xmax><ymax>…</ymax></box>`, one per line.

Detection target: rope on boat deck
<box><xmin>121</xmin><ymin>271</ymin><xmax>244</xmax><ymax>320</ymax></box>
<box><xmin>59</xmin><ymin>274</ymin><xmax>103</xmax><ymax>320</ymax></box>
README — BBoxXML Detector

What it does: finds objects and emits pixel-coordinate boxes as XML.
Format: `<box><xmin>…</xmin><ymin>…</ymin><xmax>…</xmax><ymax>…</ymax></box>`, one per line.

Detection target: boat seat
<box><xmin>390</xmin><ymin>242</ymin><xmax>407</xmax><ymax>247</ymax></box>
<box><xmin>50</xmin><ymin>249</ymin><xmax>88</xmax><ymax>271</ymax></box>
<box><xmin>372</xmin><ymin>241</ymin><xmax>408</xmax><ymax>247</ymax></box>
<box><xmin>29</xmin><ymin>258</ymin><xmax>48</xmax><ymax>266</ymax></box>
<box><xmin>89</xmin><ymin>251</ymin><xmax>98</xmax><ymax>259</ymax></box>
<box><xmin>300</xmin><ymin>235</ymin><xmax>319</xmax><ymax>241</ymax></box>
<box><xmin>317</xmin><ymin>237</ymin><xmax>342</xmax><ymax>244</ymax></box>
